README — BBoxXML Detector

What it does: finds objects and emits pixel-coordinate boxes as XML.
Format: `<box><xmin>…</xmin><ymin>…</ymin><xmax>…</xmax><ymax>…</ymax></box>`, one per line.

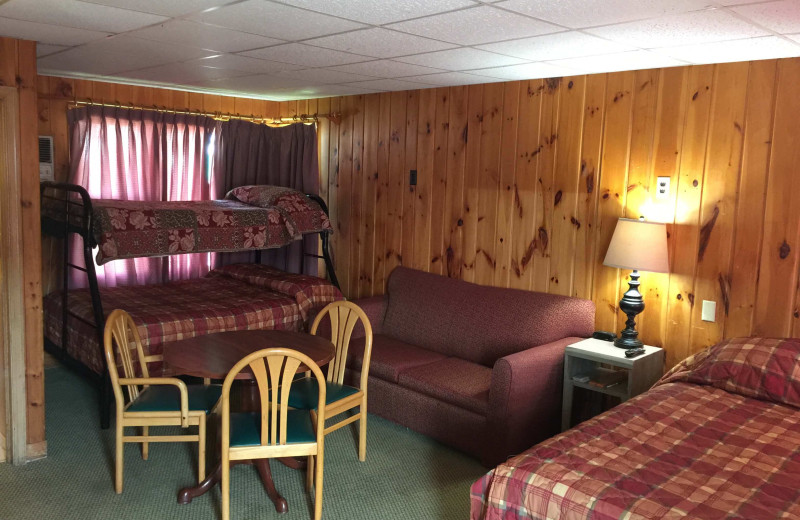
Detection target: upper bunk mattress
<box><xmin>92</xmin><ymin>196</ymin><xmax>331</xmax><ymax>265</ymax></box>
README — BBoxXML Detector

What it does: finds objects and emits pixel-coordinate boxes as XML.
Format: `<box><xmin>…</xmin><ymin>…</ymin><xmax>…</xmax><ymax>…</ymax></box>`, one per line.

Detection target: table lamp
<box><xmin>603</xmin><ymin>217</ymin><xmax>669</xmax><ymax>349</ymax></box>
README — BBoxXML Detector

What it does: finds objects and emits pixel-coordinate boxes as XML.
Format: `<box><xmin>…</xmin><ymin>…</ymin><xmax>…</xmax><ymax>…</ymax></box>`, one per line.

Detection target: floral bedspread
<box><xmin>92</xmin><ymin>197</ymin><xmax>331</xmax><ymax>265</ymax></box>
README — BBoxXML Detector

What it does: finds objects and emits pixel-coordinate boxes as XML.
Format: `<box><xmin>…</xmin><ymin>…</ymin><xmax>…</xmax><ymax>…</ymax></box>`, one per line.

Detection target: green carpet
<box><xmin>0</xmin><ymin>366</ymin><xmax>486</xmax><ymax>520</ymax></box>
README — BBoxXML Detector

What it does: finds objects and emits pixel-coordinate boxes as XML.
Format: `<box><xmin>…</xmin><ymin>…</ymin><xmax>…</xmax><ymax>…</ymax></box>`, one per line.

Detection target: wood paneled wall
<box><xmin>277</xmin><ymin>58</ymin><xmax>800</xmax><ymax>368</ymax></box>
<box><xmin>0</xmin><ymin>37</ymin><xmax>44</xmax><ymax>457</ymax></box>
<box><xmin>39</xmin><ymin>58</ymin><xmax>800</xmax><ymax>370</ymax></box>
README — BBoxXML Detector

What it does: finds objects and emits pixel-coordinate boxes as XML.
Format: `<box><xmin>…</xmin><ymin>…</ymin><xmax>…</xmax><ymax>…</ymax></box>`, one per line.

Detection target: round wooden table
<box><xmin>163</xmin><ymin>329</ymin><xmax>335</xmax><ymax>513</ymax></box>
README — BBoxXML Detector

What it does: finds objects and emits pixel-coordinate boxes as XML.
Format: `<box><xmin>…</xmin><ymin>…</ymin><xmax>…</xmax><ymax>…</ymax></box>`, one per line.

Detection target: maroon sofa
<box><xmin>345</xmin><ymin>267</ymin><xmax>595</xmax><ymax>466</ymax></box>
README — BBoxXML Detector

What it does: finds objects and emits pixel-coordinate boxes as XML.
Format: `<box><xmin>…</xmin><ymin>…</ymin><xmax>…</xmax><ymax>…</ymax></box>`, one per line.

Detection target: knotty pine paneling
<box><xmin>1</xmin><ymin>37</ymin><xmax>44</xmax><ymax>454</ymax></box>
<box><xmin>36</xmin><ymin>58</ymin><xmax>800</xmax><ymax>370</ymax></box>
<box><xmin>277</xmin><ymin>58</ymin><xmax>800</xmax><ymax>368</ymax></box>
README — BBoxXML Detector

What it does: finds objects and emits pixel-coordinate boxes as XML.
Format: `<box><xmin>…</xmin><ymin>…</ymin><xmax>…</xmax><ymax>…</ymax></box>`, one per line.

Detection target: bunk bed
<box><xmin>40</xmin><ymin>182</ymin><xmax>342</xmax><ymax>428</ymax></box>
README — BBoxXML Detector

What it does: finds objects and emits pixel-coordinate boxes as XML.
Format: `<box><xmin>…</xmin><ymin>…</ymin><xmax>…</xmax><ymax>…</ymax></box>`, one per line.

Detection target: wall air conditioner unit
<box><xmin>39</xmin><ymin>135</ymin><xmax>54</xmax><ymax>182</ymax></box>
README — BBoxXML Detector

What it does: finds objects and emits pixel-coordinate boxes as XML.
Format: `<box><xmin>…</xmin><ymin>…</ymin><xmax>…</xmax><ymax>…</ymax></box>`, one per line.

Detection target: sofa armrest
<box><xmin>349</xmin><ymin>295</ymin><xmax>387</xmax><ymax>338</ymax></box>
<box><xmin>485</xmin><ymin>336</ymin><xmax>585</xmax><ymax>466</ymax></box>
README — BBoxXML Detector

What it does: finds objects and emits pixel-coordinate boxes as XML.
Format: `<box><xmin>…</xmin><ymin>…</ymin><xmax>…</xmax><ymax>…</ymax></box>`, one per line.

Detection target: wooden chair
<box><xmin>289</xmin><ymin>301</ymin><xmax>373</xmax><ymax>461</ymax></box>
<box><xmin>220</xmin><ymin>348</ymin><xmax>327</xmax><ymax>520</ymax></box>
<box><xmin>103</xmin><ymin>309</ymin><xmax>221</xmax><ymax>494</ymax></box>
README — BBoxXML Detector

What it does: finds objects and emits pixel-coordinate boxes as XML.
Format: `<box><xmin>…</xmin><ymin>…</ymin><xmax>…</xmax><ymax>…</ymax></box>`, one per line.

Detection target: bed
<box><xmin>40</xmin><ymin>182</ymin><xmax>342</xmax><ymax>428</ymax></box>
<box><xmin>470</xmin><ymin>337</ymin><xmax>800</xmax><ymax>520</ymax></box>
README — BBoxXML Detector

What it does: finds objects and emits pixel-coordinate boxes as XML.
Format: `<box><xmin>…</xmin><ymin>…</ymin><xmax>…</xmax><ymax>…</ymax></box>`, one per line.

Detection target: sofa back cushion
<box><xmin>381</xmin><ymin>267</ymin><xmax>595</xmax><ymax>366</ymax></box>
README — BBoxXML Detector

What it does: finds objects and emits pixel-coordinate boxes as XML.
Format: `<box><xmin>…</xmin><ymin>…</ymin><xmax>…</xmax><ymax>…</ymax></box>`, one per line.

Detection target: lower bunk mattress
<box><xmin>44</xmin><ymin>263</ymin><xmax>342</xmax><ymax>376</ymax></box>
<box><xmin>471</xmin><ymin>337</ymin><xmax>800</xmax><ymax>520</ymax></box>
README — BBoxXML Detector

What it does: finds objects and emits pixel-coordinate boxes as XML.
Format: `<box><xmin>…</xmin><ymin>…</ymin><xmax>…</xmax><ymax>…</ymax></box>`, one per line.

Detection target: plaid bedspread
<box><xmin>44</xmin><ymin>265</ymin><xmax>342</xmax><ymax>376</ymax></box>
<box><xmin>471</xmin><ymin>381</ymin><xmax>800</xmax><ymax>520</ymax></box>
<box><xmin>92</xmin><ymin>198</ymin><xmax>331</xmax><ymax>265</ymax></box>
<box><xmin>208</xmin><ymin>263</ymin><xmax>342</xmax><ymax>321</ymax></box>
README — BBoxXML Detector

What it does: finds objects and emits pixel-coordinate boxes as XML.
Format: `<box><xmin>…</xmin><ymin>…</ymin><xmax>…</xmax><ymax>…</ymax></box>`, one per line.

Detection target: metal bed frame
<box><xmin>40</xmin><ymin>181</ymin><xmax>339</xmax><ymax>429</ymax></box>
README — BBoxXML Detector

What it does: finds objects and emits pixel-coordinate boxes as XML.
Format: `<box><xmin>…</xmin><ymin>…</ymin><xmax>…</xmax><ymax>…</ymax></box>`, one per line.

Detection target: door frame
<box><xmin>0</xmin><ymin>85</ymin><xmax>28</xmax><ymax>465</ymax></box>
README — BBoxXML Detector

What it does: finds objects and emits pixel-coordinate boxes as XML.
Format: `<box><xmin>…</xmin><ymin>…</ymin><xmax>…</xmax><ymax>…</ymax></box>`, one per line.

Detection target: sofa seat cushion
<box><xmin>397</xmin><ymin>358</ymin><xmax>491</xmax><ymax>415</ymax></box>
<box><xmin>347</xmin><ymin>334</ymin><xmax>446</xmax><ymax>383</ymax></box>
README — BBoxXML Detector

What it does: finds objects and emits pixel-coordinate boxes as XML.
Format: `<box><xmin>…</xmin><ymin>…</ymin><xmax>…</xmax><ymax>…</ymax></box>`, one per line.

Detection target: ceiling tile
<box><xmin>240</xmin><ymin>43</ymin><xmax>371</xmax><ymax>67</ymax></box>
<box><xmin>345</xmin><ymin>78</ymin><xmax>437</xmax><ymax>91</ymax></box>
<box><xmin>478</xmin><ymin>31</ymin><xmax>633</xmax><ymax>61</ymax></box>
<box><xmin>189</xmin><ymin>0</ymin><xmax>366</xmax><ymax>40</ymax></box>
<box><xmin>36</xmin><ymin>43</ymin><xmax>70</xmax><ymax>57</ymax></box>
<box><xmin>329</xmin><ymin>60</ymin><xmax>446</xmax><ymax>78</ymax></box>
<box><xmin>400</xmin><ymin>71</ymin><xmax>502</xmax><ymax>86</ymax></box>
<box><xmin>273</xmin><ymin>68</ymin><xmax>375</xmax><ymax>84</ymax></box>
<box><xmin>549</xmin><ymin>50</ymin><xmax>687</xmax><ymax>73</ymax></box>
<box><xmin>396</xmin><ymin>47</ymin><xmax>526</xmax><ymax>70</ymax></box>
<box><xmin>0</xmin><ymin>17</ymin><xmax>110</xmax><ymax>46</ymax></box>
<box><xmin>273</xmin><ymin>0</ymin><xmax>475</xmax><ymax>25</ymax></box>
<box><xmin>118</xmin><ymin>62</ymin><xmax>250</xmax><ymax>84</ymax></box>
<box><xmin>304</xmin><ymin>28</ymin><xmax>456</xmax><ymax>59</ymax></box>
<box><xmin>586</xmin><ymin>9</ymin><xmax>769</xmax><ymax>48</ymax></box>
<box><xmin>715</xmin><ymin>0</ymin><xmax>776</xmax><ymax>4</ymax></box>
<box><xmin>85</xmin><ymin>35</ymin><xmax>215</xmax><ymax>65</ymax></box>
<box><xmin>732</xmin><ymin>0</ymin><xmax>800</xmax><ymax>34</ymax></box>
<box><xmin>0</xmin><ymin>0</ymin><xmax>167</xmax><ymax>33</ymax></box>
<box><xmin>199</xmin><ymin>74</ymin><xmax>322</xmax><ymax>91</ymax></box>
<box><xmin>654</xmin><ymin>35</ymin><xmax>800</xmax><ymax>63</ymax></box>
<box><xmin>130</xmin><ymin>20</ymin><xmax>284</xmax><ymax>53</ymax></box>
<box><xmin>37</xmin><ymin>45</ymin><xmax>163</xmax><ymax>75</ymax></box>
<box><xmin>193</xmin><ymin>54</ymin><xmax>304</xmax><ymax>74</ymax></box>
<box><xmin>387</xmin><ymin>5</ymin><xmax>561</xmax><ymax>45</ymax></box>
<box><xmin>78</xmin><ymin>0</ymin><xmax>232</xmax><ymax>17</ymax></box>
<box><xmin>470</xmin><ymin>62</ymin><xmax>580</xmax><ymax>80</ymax></box>
<box><xmin>500</xmin><ymin>0</ymin><xmax>712</xmax><ymax>29</ymax></box>
<box><xmin>277</xmin><ymin>83</ymin><xmax>384</xmax><ymax>97</ymax></box>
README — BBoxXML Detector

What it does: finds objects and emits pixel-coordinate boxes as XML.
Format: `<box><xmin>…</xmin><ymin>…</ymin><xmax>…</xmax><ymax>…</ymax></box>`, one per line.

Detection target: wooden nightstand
<box><xmin>561</xmin><ymin>338</ymin><xmax>664</xmax><ymax>431</ymax></box>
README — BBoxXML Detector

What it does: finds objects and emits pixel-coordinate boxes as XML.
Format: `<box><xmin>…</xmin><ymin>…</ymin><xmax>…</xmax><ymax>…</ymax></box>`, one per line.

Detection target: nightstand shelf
<box><xmin>561</xmin><ymin>338</ymin><xmax>664</xmax><ymax>431</ymax></box>
<box><xmin>570</xmin><ymin>367</ymin><xmax>629</xmax><ymax>399</ymax></box>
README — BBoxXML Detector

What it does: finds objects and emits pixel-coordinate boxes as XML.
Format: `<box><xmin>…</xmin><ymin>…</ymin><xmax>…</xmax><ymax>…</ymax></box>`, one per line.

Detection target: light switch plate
<box><xmin>701</xmin><ymin>300</ymin><xmax>716</xmax><ymax>322</ymax></box>
<box><xmin>656</xmin><ymin>176</ymin><xmax>670</xmax><ymax>200</ymax></box>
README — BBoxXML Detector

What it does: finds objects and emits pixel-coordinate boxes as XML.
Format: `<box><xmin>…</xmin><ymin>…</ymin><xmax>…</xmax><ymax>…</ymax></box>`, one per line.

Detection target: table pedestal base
<box><xmin>178</xmin><ymin>458</ymin><xmax>289</xmax><ymax>513</ymax></box>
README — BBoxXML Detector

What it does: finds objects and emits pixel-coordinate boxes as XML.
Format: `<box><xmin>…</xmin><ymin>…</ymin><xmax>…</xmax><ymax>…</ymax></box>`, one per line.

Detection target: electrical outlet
<box><xmin>701</xmin><ymin>300</ymin><xmax>716</xmax><ymax>322</ymax></box>
<box><xmin>409</xmin><ymin>169</ymin><xmax>417</xmax><ymax>186</ymax></box>
<box><xmin>656</xmin><ymin>176</ymin><xmax>670</xmax><ymax>200</ymax></box>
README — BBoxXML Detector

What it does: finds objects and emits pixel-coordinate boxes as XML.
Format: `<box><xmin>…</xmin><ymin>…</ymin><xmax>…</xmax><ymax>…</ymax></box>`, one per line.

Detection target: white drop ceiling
<box><xmin>1</xmin><ymin>0</ymin><xmax>799</xmax><ymax>101</ymax></box>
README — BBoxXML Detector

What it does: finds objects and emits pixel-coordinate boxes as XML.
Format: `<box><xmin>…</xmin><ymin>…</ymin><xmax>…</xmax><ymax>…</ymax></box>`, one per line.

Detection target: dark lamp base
<box><xmin>614</xmin><ymin>336</ymin><xmax>643</xmax><ymax>349</ymax></box>
<box><xmin>616</xmin><ymin>269</ymin><xmax>646</xmax><ymax>350</ymax></box>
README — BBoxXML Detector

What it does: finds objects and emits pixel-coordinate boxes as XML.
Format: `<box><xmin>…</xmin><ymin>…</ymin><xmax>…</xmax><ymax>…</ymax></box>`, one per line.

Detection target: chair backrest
<box><xmin>103</xmin><ymin>309</ymin><xmax>161</xmax><ymax>403</ymax></box>
<box><xmin>310</xmin><ymin>301</ymin><xmax>373</xmax><ymax>388</ymax></box>
<box><xmin>221</xmin><ymin>348</ymin><xmax>326</xmax><ymax>447</ymax></box>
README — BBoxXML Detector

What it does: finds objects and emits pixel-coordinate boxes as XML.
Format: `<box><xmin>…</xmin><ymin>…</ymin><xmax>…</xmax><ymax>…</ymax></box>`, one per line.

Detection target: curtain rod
<box><xmin>65</xmin><ymin>99</ymin><xmax>342</xmax><ymax>126</ymax></box>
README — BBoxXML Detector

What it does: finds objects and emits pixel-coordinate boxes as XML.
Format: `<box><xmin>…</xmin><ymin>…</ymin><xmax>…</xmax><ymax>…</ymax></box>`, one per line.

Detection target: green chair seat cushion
<box><xmin>229</xmin><ymin>411</ymin><xmax>316</xmax><ymax>447</ymax></box>
<box><xmin>287</xmin><ymin>378</ymin><xmax>360</xmax><ymax>410</ymax></box>
<box><xmin>127</xmin><ymin>384</ymin><xmax>222</xmax><ymax>413</ymax></box>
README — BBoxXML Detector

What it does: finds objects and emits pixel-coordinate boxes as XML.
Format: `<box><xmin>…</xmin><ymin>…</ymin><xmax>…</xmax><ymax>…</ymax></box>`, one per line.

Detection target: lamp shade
<box><xmin>603</xmin><ymin>218</ymin><xmax>669</xmax><ymax>273</ymax></box>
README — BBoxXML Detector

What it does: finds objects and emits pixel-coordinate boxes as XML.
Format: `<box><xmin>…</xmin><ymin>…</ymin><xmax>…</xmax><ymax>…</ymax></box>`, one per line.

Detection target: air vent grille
<box><xmin>39</xmin><ymin>136</ymin><xmax>53</xmax><ymax>163</ymax></box>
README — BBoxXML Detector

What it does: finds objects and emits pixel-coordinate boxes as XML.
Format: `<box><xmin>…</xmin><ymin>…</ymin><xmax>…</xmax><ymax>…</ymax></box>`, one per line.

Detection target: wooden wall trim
<box><xmin>0</xmin><ymin>85</ymin><xmax>28</xmax><ymax>465</ymax></box>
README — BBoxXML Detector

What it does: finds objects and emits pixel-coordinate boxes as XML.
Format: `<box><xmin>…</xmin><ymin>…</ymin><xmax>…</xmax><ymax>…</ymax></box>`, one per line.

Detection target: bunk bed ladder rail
<box><xmin>40</xmin><ymin>181</ymin><xmax>113</xmax><ymax>429</ymax></box>
<box><xmin>306</xmin><ymin>193</ymin><xmax>340</xmax><ymax>290</ymax></box>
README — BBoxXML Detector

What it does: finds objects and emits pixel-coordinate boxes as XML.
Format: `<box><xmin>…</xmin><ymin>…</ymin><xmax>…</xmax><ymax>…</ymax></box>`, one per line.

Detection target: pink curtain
<box><xmin>68</xmin><ymin>106</ymin><xmax>221</xmax><ymax>287</ymax></box>
<box><xmin>214</xmin><ymin>120</ymin><xmax>320</xmax><ymax>275</ymax></box>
